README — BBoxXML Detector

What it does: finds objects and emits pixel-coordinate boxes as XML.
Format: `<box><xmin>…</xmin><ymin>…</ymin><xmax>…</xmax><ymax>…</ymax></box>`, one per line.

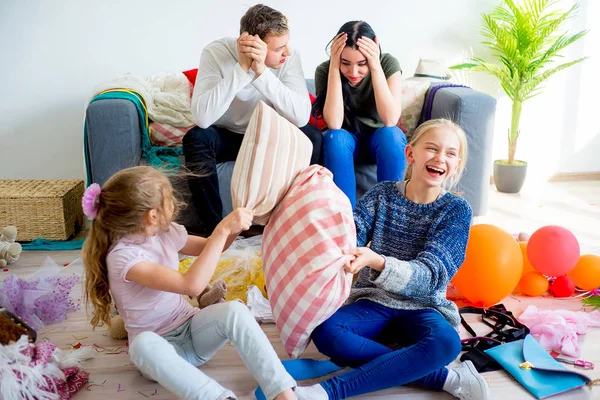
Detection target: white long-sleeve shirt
<box><xmin>191</xmin><ymin>37</ymin><xmax>311</xmax><ymax>133</ymax></box>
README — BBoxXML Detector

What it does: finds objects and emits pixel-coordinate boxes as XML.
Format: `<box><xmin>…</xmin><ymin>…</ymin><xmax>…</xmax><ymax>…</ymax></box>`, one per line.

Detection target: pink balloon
<box><xmin>527</xmin><ymin>226</ymin><xmax>580</xmax><ymax>276</ymax></box>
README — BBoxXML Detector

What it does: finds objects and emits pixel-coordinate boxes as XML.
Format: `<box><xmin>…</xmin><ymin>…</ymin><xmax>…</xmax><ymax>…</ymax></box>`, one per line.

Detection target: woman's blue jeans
<box><xmin>311</xmin><ymin>300</ymin><xmax>461</xmax><ymax>400</ymax></box>
<box><xmin>322</xmin><ymin>126</ymin><xmax>407</xmax><ymax>208</ymax></box>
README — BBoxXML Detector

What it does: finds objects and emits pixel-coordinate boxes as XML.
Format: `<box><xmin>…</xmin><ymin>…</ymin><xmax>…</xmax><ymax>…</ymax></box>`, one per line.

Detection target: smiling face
<box><xmin>405</xmin><ymin>127</ymin><xmax>462</xmax><ymax>187</ymax></box>
<box><xmin>339</xmin><ymin>46</ymin><xmax>369</xmax><ymax>86</ymax></box>
<box><xmin>264</xmin><ymin>32</ymin><xmax>291</xmax><ymax>69</ymax></box>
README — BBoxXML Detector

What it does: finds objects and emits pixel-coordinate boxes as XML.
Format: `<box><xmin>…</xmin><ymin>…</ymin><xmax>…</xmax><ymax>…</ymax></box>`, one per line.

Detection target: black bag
<box><xmin>459</xmin><ymin>304</ymin><xmax>529</xmax><ymax>372</ymax></box>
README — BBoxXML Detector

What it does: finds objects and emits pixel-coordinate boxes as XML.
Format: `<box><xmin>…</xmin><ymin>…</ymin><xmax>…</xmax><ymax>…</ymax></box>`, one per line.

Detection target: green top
<box><xmin>314</xmin><ymin>53</ymin><xmax>402</xmax><ymax>130</ymax></box>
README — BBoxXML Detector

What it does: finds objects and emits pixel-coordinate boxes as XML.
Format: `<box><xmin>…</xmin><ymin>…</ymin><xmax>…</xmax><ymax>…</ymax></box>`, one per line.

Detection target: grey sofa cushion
<box><xmin>429</xmin><ymin>87</ymin><xmax>496</xmax><ymax>216</ymax></box>
<box><xmin>86</xmin><ymin>99</ymin><xmax>142</xmax><ymax>185</ymax></box>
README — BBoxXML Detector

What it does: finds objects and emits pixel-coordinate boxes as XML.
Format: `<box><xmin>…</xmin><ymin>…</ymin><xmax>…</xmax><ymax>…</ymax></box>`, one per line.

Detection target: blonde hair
<box><xmin>82</xmin><ymin>166</ymin><xmax>182</xmax><ymax>329</ymax></box>
<box><xmin>404</xmin><ymin>119</ymin><xmax>468</xmax><ymax>191</ymax></box>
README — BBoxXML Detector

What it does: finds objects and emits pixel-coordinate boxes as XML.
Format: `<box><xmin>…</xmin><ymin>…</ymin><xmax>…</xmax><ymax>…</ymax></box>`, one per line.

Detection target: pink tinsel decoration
<box><xmin>0</xmin><ymin>258</ymin><xmax>81</xmax><ymax>330</ymax></box>
<box><xmin>518</xmin><ymin>305</ymin><xmax>600</xmax><ymax>357</ymax></box>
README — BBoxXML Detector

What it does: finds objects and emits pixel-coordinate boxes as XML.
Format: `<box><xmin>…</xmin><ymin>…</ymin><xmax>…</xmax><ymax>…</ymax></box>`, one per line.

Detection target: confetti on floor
<box><xmin>86</xmin><ymin>380</ymin><xmax>107</xmax><ymax>391</ymax></box>
<box><xmin>138</xmin><ymin>389</ymin><xmax>158</xmax><ymax>398</ymax></box>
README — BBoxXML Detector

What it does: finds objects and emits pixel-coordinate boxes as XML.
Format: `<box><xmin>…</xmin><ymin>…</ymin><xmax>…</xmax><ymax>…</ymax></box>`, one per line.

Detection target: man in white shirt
<box><xmin>183</xmin><ymin>4</ymin><xmax>321</xmax><ymax>235</ymax></box>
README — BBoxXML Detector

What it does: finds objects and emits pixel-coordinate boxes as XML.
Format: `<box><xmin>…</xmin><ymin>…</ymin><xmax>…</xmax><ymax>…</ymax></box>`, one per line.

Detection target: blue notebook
<box><xmin>485</xmin><ymin>334</ymin><xmax>592</xmax><ymax>399</ymax></box>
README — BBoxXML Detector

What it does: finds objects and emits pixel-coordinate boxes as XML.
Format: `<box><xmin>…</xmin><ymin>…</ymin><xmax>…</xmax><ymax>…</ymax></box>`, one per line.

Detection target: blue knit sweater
<box><xmin>348</xmin><ymin>180</ymin><xmax>473</xmax><ymax>327</ymax></box>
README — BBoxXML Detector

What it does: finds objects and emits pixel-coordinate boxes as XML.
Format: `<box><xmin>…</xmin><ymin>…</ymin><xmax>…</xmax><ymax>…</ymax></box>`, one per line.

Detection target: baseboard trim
<box><xmin>490</xmin><ymin>171</ymin><xmax>600</xmax><ymax>185</ymax></box>
<box><xmin>548</xmin><ymin>171</ymin><xmax>600</xmax><ymax>182</ymax></box>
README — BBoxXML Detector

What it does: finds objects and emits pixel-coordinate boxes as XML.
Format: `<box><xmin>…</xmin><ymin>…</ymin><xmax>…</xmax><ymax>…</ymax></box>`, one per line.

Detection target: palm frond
<box><xmin>536</xmin><ymin>4</ymin><xmax>576</xmax><ymax>39</ymax></box>
<box><xmin>449</xmin><ymin>63</ymin><xmax>478</xmax><ymax>70</ymax></box>
<box><xmin>520</xmin><ymin>57</ymin><xmax>588</xmax><ymax>99</ymax></box>
<box><xmin>524</xmin><ymin>0</ymin><xmax>552</xmax><ymax>21</ymax></box>
<box><xmin>536</xmin><ymin>30</ymin><xmax>588</xmax><ymax>67</ymax></box>
<box><xmin>582</xmin><ymin>295</ymin><xmax>600</xmax><ymax>308</ymax></box>
<box><xmin>482</xmin><ymin>15</ymin><xmax>518</xmax><ymax>62</ymax></box>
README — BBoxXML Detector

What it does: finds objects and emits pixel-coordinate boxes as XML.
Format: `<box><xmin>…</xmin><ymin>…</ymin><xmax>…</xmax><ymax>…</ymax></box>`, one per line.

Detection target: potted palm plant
<box><xmin>452</xmin><ymin>0</ymin><xmax>588</xmax><ymax>193</ymax></box>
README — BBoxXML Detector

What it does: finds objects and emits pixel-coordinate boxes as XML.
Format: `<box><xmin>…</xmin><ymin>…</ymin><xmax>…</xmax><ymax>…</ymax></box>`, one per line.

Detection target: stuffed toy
<box><xmin>0</xmin><ymin>226</ymin><xmax>22</xmax><ymax>268</ymax></box>
<box><xmin>0</xmin><ymin>308</ymin><xmax>36</xmax><ymax>345</ymax></box>
<box><xmin>107</xmin><ymin>280</ymin><xmax>227</xmax><ymax>340</ymax></box>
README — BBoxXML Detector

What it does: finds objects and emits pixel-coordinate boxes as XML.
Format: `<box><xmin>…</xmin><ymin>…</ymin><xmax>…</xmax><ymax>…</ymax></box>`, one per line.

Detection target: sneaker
<box><xmin>295</xmin><ymin>384</ymin><xmax>329</xmax><ymax>400</ymax></box>
<box><xmin>450</xmin><ymin>360</ymin><xmax>492</xmax><ymax>400</ymax></box>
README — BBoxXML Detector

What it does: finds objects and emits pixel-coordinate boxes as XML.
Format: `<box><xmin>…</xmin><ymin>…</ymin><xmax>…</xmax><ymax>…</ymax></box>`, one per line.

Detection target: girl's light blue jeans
<box><xmin>129</xmin><ymin>301</ymin><xmax>296</xmax><ymax>400</ymax></box>
<box><xmin>322</xmin><ymin>126</ymin><xmax>407</xmax><ymax>208</ymax></box>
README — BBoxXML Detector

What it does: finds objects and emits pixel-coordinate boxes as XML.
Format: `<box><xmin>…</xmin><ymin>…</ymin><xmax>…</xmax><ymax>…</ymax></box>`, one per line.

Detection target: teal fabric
<box><xmin>485</xmin><ymin>335</ymin><xmax>590</xmax><ymax>399</ymax></box>
<box><xmin>21</xmin><ymin>239</ymin><xmax>85</xmax><ymax>251</ymax></box>
<box><xmin>84</xmin><ymin>91</ymin><xmax>182</xmax><ymax>185</ymax></box>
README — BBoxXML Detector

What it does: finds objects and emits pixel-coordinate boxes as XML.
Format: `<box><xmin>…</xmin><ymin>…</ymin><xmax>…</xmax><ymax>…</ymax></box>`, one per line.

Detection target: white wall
<box><xmin>1</xmin><ymin>0</ymin><xmax>597</xmax><ymax>180</ymax></box>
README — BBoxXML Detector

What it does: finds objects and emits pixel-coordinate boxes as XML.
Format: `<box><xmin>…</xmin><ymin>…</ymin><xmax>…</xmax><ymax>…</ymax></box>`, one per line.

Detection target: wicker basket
<box><xmin>0</xmin><ymin>180</ymin><xmax>85</xmax><ymax>241</ymax></box>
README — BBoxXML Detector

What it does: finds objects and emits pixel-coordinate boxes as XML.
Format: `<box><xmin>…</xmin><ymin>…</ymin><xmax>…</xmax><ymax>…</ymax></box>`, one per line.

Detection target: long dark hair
<box><xmin>312</xmin><ymin>21</ymin><xmax>379</xmax><ymax>134</ymax></box>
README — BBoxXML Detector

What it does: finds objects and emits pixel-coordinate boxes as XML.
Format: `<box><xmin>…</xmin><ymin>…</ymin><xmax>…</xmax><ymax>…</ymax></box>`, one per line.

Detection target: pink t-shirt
<box><xmin>106</xmin><ymin>222</ymin><xmax>199</xmax><ymax>342</ymax></box>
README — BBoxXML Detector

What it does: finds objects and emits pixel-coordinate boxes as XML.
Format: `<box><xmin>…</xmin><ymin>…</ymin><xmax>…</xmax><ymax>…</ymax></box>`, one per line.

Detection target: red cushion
<box><xmin>182</xmin><ymin>68</ymin><xmax>198</xmax><ymax>85</ymax></box>
<box><xmin>308</xmin><ymin>93</ymin><xmax>326</xmax><ymax>130</ymax></box>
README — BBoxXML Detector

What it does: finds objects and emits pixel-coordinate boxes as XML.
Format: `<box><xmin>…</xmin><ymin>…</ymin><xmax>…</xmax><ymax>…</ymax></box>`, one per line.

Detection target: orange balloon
<box><xmin>567</xmin><ymin>254</ymin><xmax>600</xmax><ymax>290</ymax></box>
<box><xmin>519</xmin><ymin>272</ymin><xmax>549</xmax><ymax>296</ymax></box>
<box><xmin>519</xmin><ymin>241</ymin><xmax>535</xmax><ymax>274</ymax></box>
<box><xmin>453</xmin><ymin>224</ymin><xmax>523</xmax><ymax>308</ymax></box>
<box><xmin>514</xmin><ymin>241</ymin><xmax>535</xmax><ymax>293</ymax></box>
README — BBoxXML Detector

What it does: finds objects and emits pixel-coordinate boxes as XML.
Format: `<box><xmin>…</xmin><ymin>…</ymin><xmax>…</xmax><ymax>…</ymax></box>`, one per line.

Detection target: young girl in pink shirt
<box><xmin>82</xmin><ymin>166</ymin><xmax>305</xmax><ymax>400</ymax></box>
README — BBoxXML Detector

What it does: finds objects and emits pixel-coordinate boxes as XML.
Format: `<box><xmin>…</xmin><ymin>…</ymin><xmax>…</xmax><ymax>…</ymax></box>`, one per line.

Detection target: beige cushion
<box><xmin>231</xmin><ymin>101</ymin><xmax>313</xmax><ymax>225</ymax></box>
<box><xmin>398</xmin><ymin>59</ymin><xmax>453</xmax><ymax>137</ymax></box>
<box><xmin>397</xmin><ymin>78</ymin><xmax>432</xmax><ymax>137</ymax></box>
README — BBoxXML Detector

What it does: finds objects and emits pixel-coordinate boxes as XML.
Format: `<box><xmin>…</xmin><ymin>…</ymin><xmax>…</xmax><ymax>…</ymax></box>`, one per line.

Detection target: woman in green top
<box><xmin>313</xmin><ymin>21</ymin><xmax>406</xmax><ymax>208</ymax></box>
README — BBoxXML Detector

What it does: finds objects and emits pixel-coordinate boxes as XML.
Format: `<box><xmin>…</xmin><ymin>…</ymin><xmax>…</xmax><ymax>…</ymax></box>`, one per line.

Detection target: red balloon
<box><xmin>527</xmin><ymin>226</ymin><xmax>580</xmax><ymax>276</ymax></box>
<box><xmin>551</xmin><ymin>276</ymin><xmax>576</xmax><ymax>297</ymax></box>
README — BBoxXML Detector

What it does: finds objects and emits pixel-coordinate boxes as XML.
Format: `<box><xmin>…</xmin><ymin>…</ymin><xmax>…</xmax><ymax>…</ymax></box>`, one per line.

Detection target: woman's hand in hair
<box><xmin>239</xmin><ymin>34</ymin><xmax>268</xmax><ymax>76</ymax></box>
<box><xmin>342</xmin><ymin>247</ymin><xmax>386</xmax><ymax>274</ymax></box>
<box><xmin>215</xmin><ymin>207</ymin><xmax>254</xmax><ymax>236</ymax></box>
<box><xmin>237</xmin><ymin>32</ymin><xmax>254</xmax><ymax>73</ymax></box>
<box><xmin>357</xmin><ymin>37</ymin><xmax>381</xmax><ymax>70</ymax></box>
<box><xmin>329</xmin><ymin>32</ymin><xmax>347</xmax><ymax>70</ymax></box>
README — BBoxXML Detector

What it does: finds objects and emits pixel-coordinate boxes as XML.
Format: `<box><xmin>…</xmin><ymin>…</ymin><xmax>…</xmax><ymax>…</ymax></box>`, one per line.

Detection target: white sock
<box><xmin>295</xmin><ymin>384</ymin><xmax>328</xmax><ymax>400</ymax></box>
<box><xmin>442</xmin><ymin>368</ymin><xmax>460</xmax><ymax>393</ymax></box>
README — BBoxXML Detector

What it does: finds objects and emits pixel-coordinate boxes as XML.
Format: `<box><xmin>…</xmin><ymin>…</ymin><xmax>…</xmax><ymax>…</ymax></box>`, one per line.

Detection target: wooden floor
<box><xmin>5</xmin><ymin>181</ymin><xmax>600</xmax><ymax>400</ymax></box>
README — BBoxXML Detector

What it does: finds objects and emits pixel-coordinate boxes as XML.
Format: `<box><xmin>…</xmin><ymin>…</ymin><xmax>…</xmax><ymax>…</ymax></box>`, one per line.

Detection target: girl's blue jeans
<box><xmin>322</xmin><ymin>126</ymin><xmax>407</xmax><ymax>208</ymax></box>
<box><xmin>311</xmin><ymin>300</ymin><xmax>461</xmax><ymax>400</ymax></box>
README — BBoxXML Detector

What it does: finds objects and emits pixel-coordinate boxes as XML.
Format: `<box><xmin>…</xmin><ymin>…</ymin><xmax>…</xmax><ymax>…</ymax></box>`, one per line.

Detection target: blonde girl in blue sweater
<box><xmin>301</xmin><ymin>119</ymin><xmax>491</xmax><ymax>399</ymax></box>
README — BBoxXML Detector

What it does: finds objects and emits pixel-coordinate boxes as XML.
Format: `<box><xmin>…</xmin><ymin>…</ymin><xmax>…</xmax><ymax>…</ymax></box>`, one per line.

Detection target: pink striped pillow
<box><xmin>262</xmin><ymin>165</ymin><xmax>356</xmax><ymax>358</ymax></box>
<box><xmin>231</xmin><ymin>101</ymin><xmax>312</xmax><ymax>226</ymax></box>
<box><xmin>149</xmin><ymin>122</ymin><xmax>193</xmax><ymax>147</ymax></box>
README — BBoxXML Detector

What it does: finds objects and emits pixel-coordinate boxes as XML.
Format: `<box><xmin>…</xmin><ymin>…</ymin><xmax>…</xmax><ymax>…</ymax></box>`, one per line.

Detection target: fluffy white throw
<box><xmin>93</xmin><ymin>73</ymin><xmax>195</xmax><ymax>127</ymax></box>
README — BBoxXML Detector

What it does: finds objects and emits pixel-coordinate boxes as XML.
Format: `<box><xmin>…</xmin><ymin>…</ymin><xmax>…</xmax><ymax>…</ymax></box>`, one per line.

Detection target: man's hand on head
<box><xmin>237</xmin><ymin>32</ymin><xmax>253</xmax><ymax>73</ymax></box>
<box><xmin>239</xmin><ymin>34</ymin><xmax>267</xmax><ymax>77</ymax></box>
